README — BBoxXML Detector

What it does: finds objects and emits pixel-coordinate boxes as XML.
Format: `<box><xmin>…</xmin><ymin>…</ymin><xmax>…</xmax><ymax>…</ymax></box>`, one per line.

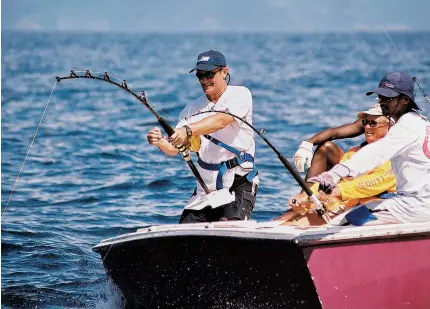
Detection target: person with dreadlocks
<box><xmin>311</xmin><ymin>72</ymin><xmax>430</xmax><ymax>225</ymax></box>
<box><xmin>147</xmin><ymin>50</ymin><xmax>259</xmax><ymax>223</ymax></box>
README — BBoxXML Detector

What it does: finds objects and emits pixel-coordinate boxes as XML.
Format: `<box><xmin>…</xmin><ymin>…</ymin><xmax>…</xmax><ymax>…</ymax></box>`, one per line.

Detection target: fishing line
<box><xmin>4</xmin><ymin>70</ymin><xmax>169</xmax><ymax>302</ymax></box>
<box><xmin>57</xmin><ymin>70</ymin><xmax>210</xmax><ymax>193</ymax></box>
<box><xmin>381</xmin><ymin>24</ymin><xmax>430</xmax><ymax>105</ymax></box>
<box><xmin>2</xmin><ymin>81</ymin><xmax>58</xmax><ymax>217</ymax></box>
<box><xmin>75</xmin><ymin>158</ymin><xmax>163</xmax><ymax>302</ymax></box>
<box><xmin>103</xmin><ymin>159</ymin><xmax>162</xmax><ymax>254</ymax></box>
<box><xmin>2</xmin><ymin>71</ymin><xmax>178</xmax><ymax>218</ymax></box>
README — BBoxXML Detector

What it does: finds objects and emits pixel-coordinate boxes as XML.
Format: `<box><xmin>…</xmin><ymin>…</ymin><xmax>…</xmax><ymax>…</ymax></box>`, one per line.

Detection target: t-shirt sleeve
<box><xmin>176</xmin><ymin>106</ymin><xmax>190</xmax><ymax>128</ymax></box>
<box><xmin>223</xmin><ymin>87</ymin><xmax>252</xmax><ymax>124</ymax></box>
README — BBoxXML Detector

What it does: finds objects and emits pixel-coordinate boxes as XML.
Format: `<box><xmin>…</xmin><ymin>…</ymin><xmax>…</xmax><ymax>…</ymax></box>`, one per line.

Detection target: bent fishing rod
<box><xmin>56</xmin><ymin>70</ymin><xmax>329</xmax><ymax>220</ymax></box>
<box><xmin>55</xmin><ymin>70</ymin><xmax>210</xmax><ymax>194</ymax></box>
<box><xmin>195</xmin><ymin>110</ymin><xmax>330</xmax><ymax>222</ymax></box>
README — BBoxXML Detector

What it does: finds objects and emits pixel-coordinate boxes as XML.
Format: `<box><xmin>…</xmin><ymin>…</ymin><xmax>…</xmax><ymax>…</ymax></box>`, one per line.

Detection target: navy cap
<box><xmin>189</xmin><ymin>50</ymin><xmax>227</xmax><ymax>73</ymax></box>
<box><xmin>366</xmin><ymin>71</ymin><xmax>420</xmax><ymax>110</ymax></box>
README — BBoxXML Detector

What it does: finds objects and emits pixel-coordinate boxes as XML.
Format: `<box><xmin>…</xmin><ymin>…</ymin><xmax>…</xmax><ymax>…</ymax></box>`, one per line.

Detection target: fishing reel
<box><xmin>292</xmin><ymin>183</ymin><xmax>345</xmax><ymax>216</ymax></box>
<box><xmin>185</xmin><ymin>135</ymin><xmax>201</xmax><ymax>152</ymax></box>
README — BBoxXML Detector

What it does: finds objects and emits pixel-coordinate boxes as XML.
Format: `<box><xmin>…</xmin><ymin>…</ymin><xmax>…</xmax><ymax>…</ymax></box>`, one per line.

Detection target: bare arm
<box><xmin>188</xmin><ymin>113</ymin><xmax>234</xmax><ymax>135</ymax></box>
<box><xmin>294</xmin><ymin>119</ymin><xmax>365</xmax><ymax>173</ymax></box>
<box><xmin>307</xmin><ymin>119</ymin><xmax>364</xmax><ymax>146</ymax></box>
<box><xmin>170</xmin><ymin>113</ymin><xmax>235</xmax><ymax>146</ymax></box>
<box><xmin>156</xmin><ymin>138</ymin><xmax>179</xmax><ymax>156</ymax></box>
<box><xmin>147</xmin><ymin>127</ymin><xmax>178</xmax><ymax>156</ymax></box>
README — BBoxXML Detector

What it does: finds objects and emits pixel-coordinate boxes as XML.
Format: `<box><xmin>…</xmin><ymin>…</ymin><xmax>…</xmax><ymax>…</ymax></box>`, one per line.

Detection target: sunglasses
<box><xmin>378</xmin><ymin>96</ymin><xmax>397</xmax><ymax>103</ymax></box>
<box><xmin>196</xmin><ymin>68</ymin><xmax>222</xmax><ymax>80</ymax></box>
<box><xmin>361</xmin><ymin>119</ymin><xmax>387</xmax><ymax>128</ymax></box>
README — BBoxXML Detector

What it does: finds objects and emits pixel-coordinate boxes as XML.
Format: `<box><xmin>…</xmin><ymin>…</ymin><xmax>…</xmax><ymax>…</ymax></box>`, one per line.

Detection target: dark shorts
<box><xmin>179</xmin><ymin>175</ymin><xmax>258</xmax><ymax>224</ymax></box>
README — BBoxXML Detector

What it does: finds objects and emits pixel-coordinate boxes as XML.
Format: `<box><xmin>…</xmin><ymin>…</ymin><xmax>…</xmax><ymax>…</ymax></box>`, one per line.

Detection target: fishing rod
<box><xmin>55</xmin><ymin>70</ymin><xmax>210</xmax><ymax>194</ymax></box>
<box><xmin>194</xmin><ymin>110</ymin><xmax>330</xmax><ymax>222</ymax></box>
<box><xmin>56</xmin><ymin>69</ymin><xmax>329</xmax><ymax>221</ymax></box>
<box><xmin>413</xmin><ymin>77</ymin><xmax>430</xmax><ymax>105</ymax></box>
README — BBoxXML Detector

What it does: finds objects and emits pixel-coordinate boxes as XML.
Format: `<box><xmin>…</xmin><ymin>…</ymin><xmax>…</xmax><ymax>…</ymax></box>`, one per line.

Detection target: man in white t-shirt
<box><xmin>147</xmin><ymin>50</ymin><xmax>258</xmax><ymax>223</ymax></box>
<box><xmin>311</xmin><ymin>72</ymin><xmax>430</xmax><ymax>225</ymax></box>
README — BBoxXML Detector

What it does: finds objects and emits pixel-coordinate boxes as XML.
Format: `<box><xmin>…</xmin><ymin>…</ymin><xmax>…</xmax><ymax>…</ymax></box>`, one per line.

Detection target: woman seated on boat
<box><xmin>278</xmin><ymin>104</ymin><xmax>396</xmax><ymax>226</ymax></box>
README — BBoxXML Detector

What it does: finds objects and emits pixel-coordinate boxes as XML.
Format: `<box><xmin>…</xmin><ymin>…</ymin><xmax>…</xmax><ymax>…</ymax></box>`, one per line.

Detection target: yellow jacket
<box><xmin>310</xmin><ymin>145</ymin><xmax>396</xmax><ymax>208</ymax></box>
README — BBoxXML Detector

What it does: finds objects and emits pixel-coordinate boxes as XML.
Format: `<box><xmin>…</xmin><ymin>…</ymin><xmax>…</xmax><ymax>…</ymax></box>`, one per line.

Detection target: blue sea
<box><xmin>2</xmin><ymin>31</ymin><xmax>430</xmax><ymax>308</ymax></box>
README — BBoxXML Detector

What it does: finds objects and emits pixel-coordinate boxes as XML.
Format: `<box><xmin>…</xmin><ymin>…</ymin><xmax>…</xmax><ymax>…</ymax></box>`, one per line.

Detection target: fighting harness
<box><xmin>196</xmin><ymin>135</ymin><xmax>258</xmax><ymax>190</ymax></box>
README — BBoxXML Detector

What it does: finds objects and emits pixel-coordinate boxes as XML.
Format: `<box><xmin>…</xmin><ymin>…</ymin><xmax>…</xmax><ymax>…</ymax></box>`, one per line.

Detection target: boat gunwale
<box><xmin>93</xmin><ymin>221</ymin><xmax>430</xmax><ymax>251</ymax></box>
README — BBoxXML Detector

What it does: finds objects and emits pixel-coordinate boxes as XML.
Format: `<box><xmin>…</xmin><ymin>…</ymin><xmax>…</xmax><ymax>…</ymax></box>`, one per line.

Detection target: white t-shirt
<box><xmin>177</xmin><ymin>85</ymin><xmax>257</xmax><ymax>193</ymax></box>
<box><xmin>341</xmin><ymin>112</ymin><xmax>430</xmax><ymax>222</ymax></box>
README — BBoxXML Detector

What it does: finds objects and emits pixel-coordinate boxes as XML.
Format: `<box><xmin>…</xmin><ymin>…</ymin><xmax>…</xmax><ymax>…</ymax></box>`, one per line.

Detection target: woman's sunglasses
<box><xmin>361</xmin><ymin>119</ymin><xmax>387</xmax><ymax>128</ymax></box>
<box><xmin>196</xmin><ymin>68</ymin><xmax>222</xmax><ymax>80</ymax></box>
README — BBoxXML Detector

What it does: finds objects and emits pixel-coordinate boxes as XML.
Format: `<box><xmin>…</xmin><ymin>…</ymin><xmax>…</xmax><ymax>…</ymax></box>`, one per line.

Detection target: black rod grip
<box><xmin>157</xmin><ymin>117</ymin><xmax>210</xmax><ymax>194</ymax></box>
<box><xmin>158</xmin><ymin>117</ymin><xmax>175</xmax><ymax>136</ymax></box>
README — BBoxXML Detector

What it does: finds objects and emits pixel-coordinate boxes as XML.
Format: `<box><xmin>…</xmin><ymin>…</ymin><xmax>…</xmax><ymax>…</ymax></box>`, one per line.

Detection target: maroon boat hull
<box><xmin>305</xmin><ymin>237</ymin><xmax>430</xmax><ymax>309</ymax></box>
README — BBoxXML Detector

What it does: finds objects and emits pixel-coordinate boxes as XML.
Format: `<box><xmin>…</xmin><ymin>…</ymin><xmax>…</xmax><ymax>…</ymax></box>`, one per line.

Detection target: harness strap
<box><xmin>345</xmin><ymin>206</ymin><xmax>378</xmax><ymax>226</ymax></box>
<box><xmin>378</xmin><ymin>192</ymin><xmax>397</xmax><ymax>199</ymax></box>
<box><xmin>204</xmin><ymin>135</ymin><xmax>242</xmax><ymax>156</ymax></box>
<box><xmin>197</xmin><ymin>135</ymin><xmax>258</xmax><ymax>190</ymax></box>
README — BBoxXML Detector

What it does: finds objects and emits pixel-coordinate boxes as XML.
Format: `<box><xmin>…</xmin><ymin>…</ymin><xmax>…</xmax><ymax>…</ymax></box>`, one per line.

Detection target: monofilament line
<box><xmin>77</xmin><ymin>158</ymin><xmax>163</xmax><ymax>301</ymax></box>
<box><xmin>381</xmin><ymin>24</ymin><xmax>430</xmax><ymax>105</ymax></box>
<box><xmin>101</xmin><ymin>158</ymin><xmax>162</xmax><ymax>260</ymax></box>
<box><xmin>380</xmin><ymin>24</ymin><xmax>413</xmax><ymax>76</ymax></box>
<box><xmin>2</xmin><ymin>81</ymin><xmax>58</xmax><ymax>217</ymax></box>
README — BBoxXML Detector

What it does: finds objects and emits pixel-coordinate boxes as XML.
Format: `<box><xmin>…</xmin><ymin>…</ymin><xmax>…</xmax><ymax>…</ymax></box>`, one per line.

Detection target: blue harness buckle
<box><xmin>197</xmin><ymin>135</ymin><xmax>258</xmax><ymax>190</ymax></box>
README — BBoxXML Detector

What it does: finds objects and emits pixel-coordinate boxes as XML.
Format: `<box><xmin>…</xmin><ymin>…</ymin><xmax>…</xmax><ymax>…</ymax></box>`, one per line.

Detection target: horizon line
<box><xmin>2</xmin><ymin>29</ymin><xmax>430</xmax><ymax>35</ymax></box>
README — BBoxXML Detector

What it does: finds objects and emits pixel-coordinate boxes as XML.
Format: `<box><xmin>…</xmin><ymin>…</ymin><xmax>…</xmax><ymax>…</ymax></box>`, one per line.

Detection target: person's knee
<box><xmin>323</xmin><ymin>141</ymin><xmax>338</xmax><ymax>153</ymax></box>
<box><xmin>315</xmin><ymin>141</ymin><xmax>335</xmax><ymax>155</ymax></box>
<box><xmin>319</xmin><ymin>141</ymin><xmax>343</xmax><ymax>162</ymax></box>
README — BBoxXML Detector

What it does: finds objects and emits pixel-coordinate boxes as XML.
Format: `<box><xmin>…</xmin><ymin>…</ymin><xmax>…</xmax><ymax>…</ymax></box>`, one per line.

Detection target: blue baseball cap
<box><xmin>189</xmin><ymin>50</ymin><xmax>227</xmax><ymax>73</ymax></box>
<box><xmin>366</xmin><ymin>71</ymin><xmax>420</xmax><ymax>110</ymax></box>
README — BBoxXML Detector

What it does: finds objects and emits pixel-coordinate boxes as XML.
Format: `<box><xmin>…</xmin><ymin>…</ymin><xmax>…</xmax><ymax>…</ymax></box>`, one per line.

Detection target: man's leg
<box><xmin>334</xmin><ymin>199</ymin><xmax>402</xmax><ymax>226</ymax></box>
<box><xmin>281</xmin><ymin>212</ymin><xmax>327</xmax><ymax>227</ymax></box>
<box><xmin>274</xmin><ymin>210</ymin><xmax>300</xmax><ymax>222</ymax></box>
<box><xmin>219</xmin><ymin>177</ymin><xmax>258</xmax><ymax>221</ymax></box>
<box><xmin>179</xmin><ymin>207</ymin><xmax>209</xmax><ymax>224</ymax></box>
<box><xmin>180</xmin><ymin>175</ymin><xmax>258</xmax><ymax>223</ymax></box>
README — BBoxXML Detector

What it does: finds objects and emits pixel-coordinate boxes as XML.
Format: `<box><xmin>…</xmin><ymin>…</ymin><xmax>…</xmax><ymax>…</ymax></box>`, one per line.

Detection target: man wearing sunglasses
<box><xmin>147</xmin><ymin>50</ymin><xmax>258</xmax><ymax>223</ymax></box>
<box><xmin>311</xmin><ymin>72</ymin><xmax>430</xmax><ymax>225</ymax></box>
<box><xmin>279</xmin><ymin>104</ymin><xmax>396</xmax><ymax>226</ymax></box>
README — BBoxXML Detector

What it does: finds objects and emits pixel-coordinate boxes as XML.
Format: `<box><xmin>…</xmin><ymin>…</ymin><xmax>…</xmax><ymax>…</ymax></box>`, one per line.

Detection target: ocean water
<box><xmin>1</xmin><ymin>31</ymin><xmax>429</xmax><ymax>308</ymax></box>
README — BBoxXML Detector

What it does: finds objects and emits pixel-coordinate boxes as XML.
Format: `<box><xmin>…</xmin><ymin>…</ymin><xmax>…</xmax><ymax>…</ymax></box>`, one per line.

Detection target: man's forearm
<box><xmin>188</xmin><ymin>114</ymin><xmax>234</xmax><ymax>136</ymax></box>
<box><xmin>157</xmin><ymin>138</ymin><xmax>179</xmax><ymax>156</ymax></box>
